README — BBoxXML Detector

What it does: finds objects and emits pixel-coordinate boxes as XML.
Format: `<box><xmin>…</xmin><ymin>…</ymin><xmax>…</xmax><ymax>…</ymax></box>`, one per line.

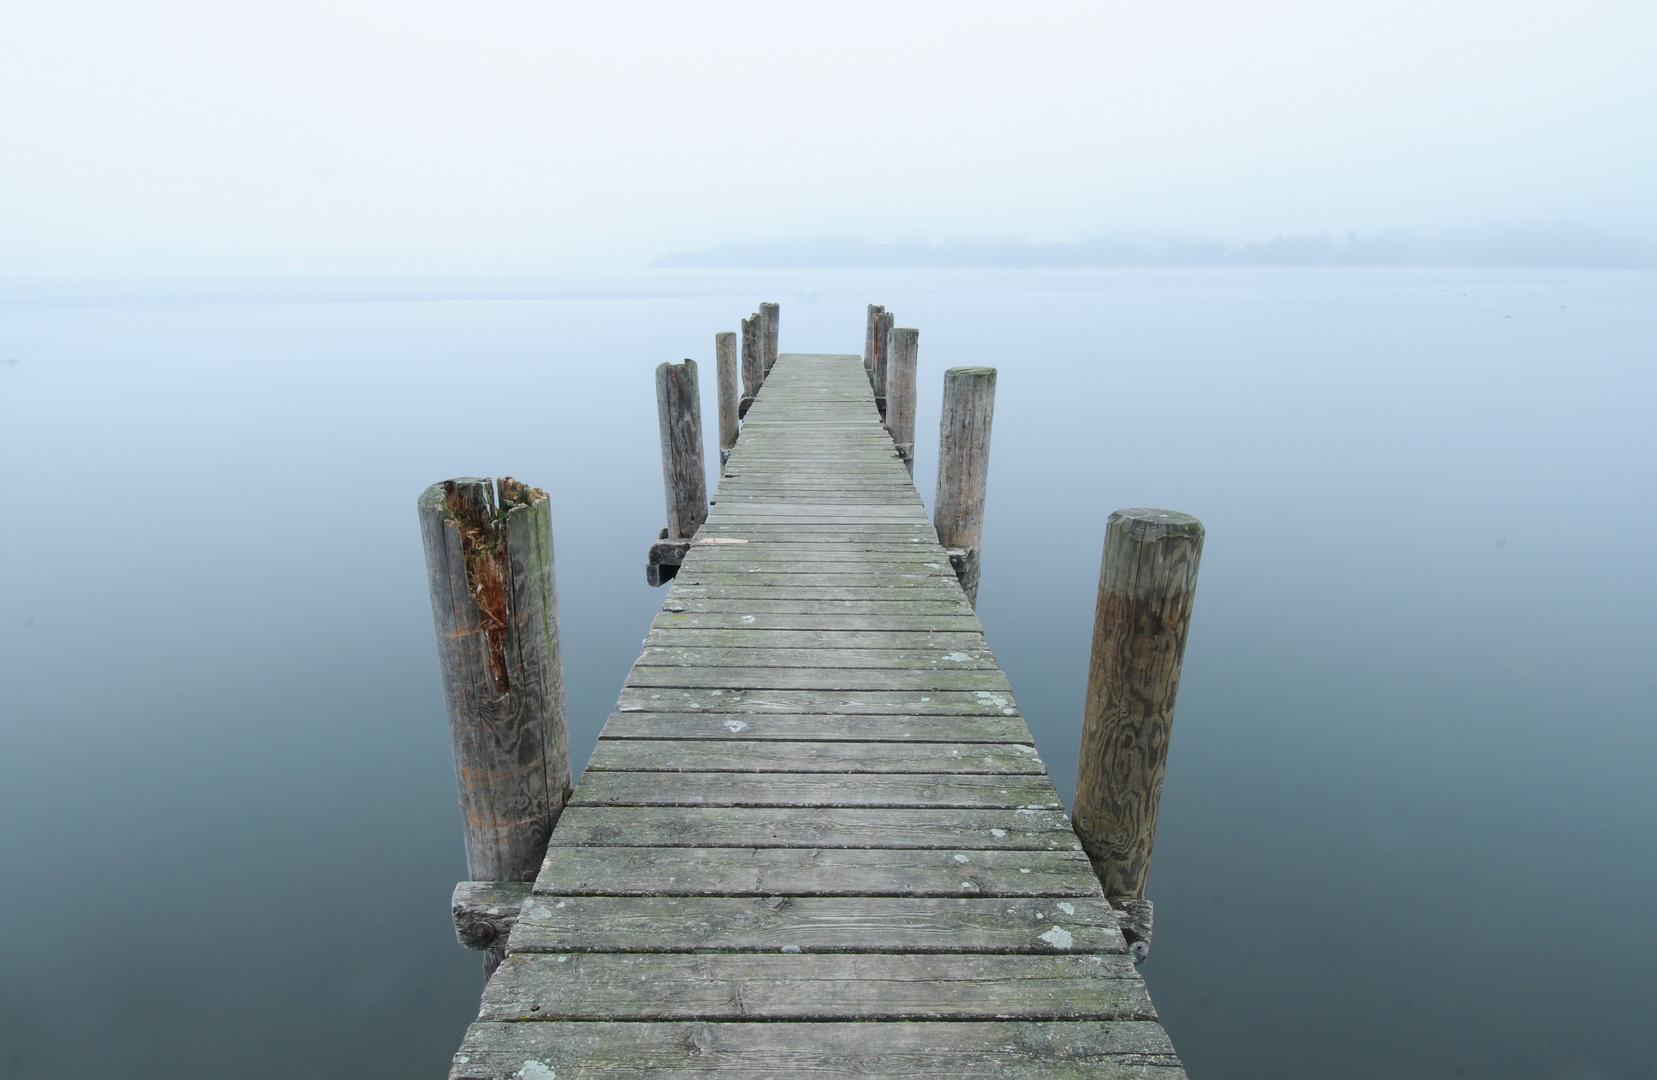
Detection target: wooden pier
<box><xmin>442</xmin><ymin>351</ymin><xmax>1188</xmax><ymax>1079</ymax></box>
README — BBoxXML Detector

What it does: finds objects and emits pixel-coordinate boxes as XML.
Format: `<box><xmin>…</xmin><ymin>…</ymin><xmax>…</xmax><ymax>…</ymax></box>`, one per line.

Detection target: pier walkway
<box><xmin>449</xmin><ymin>353</ymin><xmax>1185</xmax><ymax>1079</ymax></box>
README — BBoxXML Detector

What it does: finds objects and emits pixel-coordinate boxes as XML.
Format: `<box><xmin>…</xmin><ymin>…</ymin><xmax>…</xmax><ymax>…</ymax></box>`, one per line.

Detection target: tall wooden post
<box><xmin>885</xmin><ymin>327</ymin><xmax>919</xmax><ymax>476</ymax></box>
<box><xmin>1072</xmin><ymin>509</ymin><xmax>1204</xmax><ymax>956</ymax></box>
<box><xmin>863</xmin><ymin>304</ymin><xmax>885</xmax><ymax>384</ymax></box>
<box><xmin>715</xmin><ymin>331</ymin><xmax>739</xmax><ymax>465</ymax></box>
<box><xmin>873</xmin><ymin>311</ymin><xmax>895</xmax><ymax>419</ymax></box>
<box><xmin>759</xmin><ymin>302</ymin><xmax>780</xmax><ymax>374</ymax></box>
<box><xmin>934</xmin><ymin>366</ymin><xmax>995</xmax><ymax>605</ymax></box>
<box><xmin>740</xmin><ymin>314</ymin><xmax>762</xmax><ymax>417</ymax></box>
<box><xmin>417</xmin><ymin>477</ymin><xmax>572</xmax><ymax>977</ymax></box>
<box><xmin>656</xmin><ymin>358</ymin><xmax>708</xmax><ymax>540</ymax></box>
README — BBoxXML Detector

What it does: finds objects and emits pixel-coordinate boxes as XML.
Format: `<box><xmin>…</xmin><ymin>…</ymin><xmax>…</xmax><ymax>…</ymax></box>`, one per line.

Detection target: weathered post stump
<box><xmin>873</xmin><ymin>311</ymin><xmax>895</xmax><ymax>419</ymax></box>
<box><xmin>864</xmin><ymin>303</ymin><xmax>885</xmax><ymax>385</ymax></box>
<box><xmin>1072</xmin><ymin>508</ymin><xmax>1204</xmax><ymax>961</ymax></box>
<box><xmin>417</xmin><ymin>477</ymin><xmax>572</xmax><ymax>978</ymax></box>
<box><xmin>739</xmin><ymin>314</ymin><xmax>762</xmax><ymax>417</ymax></box>
<box><xmin>648</xmin><ymin>358</ymin><xmax>708</xmax><ymax>585</ymax></box>
<box><xmin>715</xmin><ymin>331</ymin><xmax>739</xmax><ymax>465</ymax></box>
<box><xmin>934</xmin><ymin>366</ymin><xmax>996</xmax><ymax>605</ymax></box>
<box><xmin>759</xmin><ymin>301</ymin><xmax>780</xmax><ymax>374</ymax></box>
<box><xmin>885</xmin><ymin>327</ymin><xmax>919</xmax><ymax>476</ymax></box>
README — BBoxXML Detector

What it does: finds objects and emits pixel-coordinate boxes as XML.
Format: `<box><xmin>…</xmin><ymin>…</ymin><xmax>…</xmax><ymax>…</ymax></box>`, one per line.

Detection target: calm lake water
<box><xmin>1</xmin><ymin>269</ymin><xmax>1653</xmax><ymax>1079</ymax></box>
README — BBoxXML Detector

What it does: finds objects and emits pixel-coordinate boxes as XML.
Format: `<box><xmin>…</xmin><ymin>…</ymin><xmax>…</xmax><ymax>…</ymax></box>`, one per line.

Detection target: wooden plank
<box><xmin>534</xmin><ymin>844</ymin><xmax>1094</xmax><ymax>898</ymax></box>
<box><xmin>643</xmin><ymin>628</ymin><xmax>992</xmax><ymax>650</ymax></box>
<box><xmin>545</xmin><ymin>806</ymin><xmax>1079</xmax><ymax>850</ymax></box>
<box><xmin>567</xmin><ymin>771</ymin><xmax>1064</xmax><ymax>809</ymax></box>
<box><xmin>622</xmin><ymin>666</ymin><xmax>1013</xmax><ymax>693</ymax></box>
<box><xmin>510</xmin><ymin>895</ymin><xmax>1121</xmax><ymax>953</ymax></box>
<box><xmin>478</xmin><ymin>952</ymin><xmax>1151</xmax><ymax>1022</ymax></box>
<box><xmin>584</xmin><ymin>739</ymin><xmax>1043</xmax><ymax>774</ymax></box>
<box><xmin>597</xmin><ymin>712</ymin><xmax>1031</xmax><ymax>743</ymax></box>
<box><xmin>636</xmin><ymin>646</ymin><xmax>1000</xmax><ymax>668</ymax></box>
<box><xmin>452</xmin><ymin>1020</ymin><xmax>1185</xmax><ymax>1080</ymax></box>
<box><xmin>651</xmin><ymin>612</ymin><xmax>983</xmax><ymax>631</ymax></box>
<box><xmin>660</xmin><ymin>598</ymin><xmax>974</xmax><ymax>615</ymax></box>
<box><xmin>614</xmin><ymin>687</ymin><xmax>1024</xmax><ymax>716</ymax></box>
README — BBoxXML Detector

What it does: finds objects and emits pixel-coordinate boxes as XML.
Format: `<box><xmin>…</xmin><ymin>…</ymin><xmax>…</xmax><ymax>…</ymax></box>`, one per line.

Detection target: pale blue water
<box><xmin>1</xmin><ymin>269</ymin><xmax>1653</xmax><ymax>1079</ymax></box>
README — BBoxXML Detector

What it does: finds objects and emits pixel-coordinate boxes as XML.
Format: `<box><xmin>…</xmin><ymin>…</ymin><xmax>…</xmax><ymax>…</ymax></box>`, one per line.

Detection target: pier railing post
<box><xmin>933</xmin><ymin>366</ymin><xmax>995</xmax><ymax>605</ymax></box>
<box><xmin>885</xmin><ymin>327</ymin><xmax>919</xmax><ymax>476</ymax></box>
<box><xmin>740</xmin><ymin>314</ymin><xmax>762</xmax><ymax>417</ymax></box>
<box><xmin>417</xmin><ymin>477</ymin><xmax>572</xmax><ymax>979</ymax></box>
<box><xmin>759</xmin><ymin>301</ymin><xmax>780</xmax><ymax>374</ymax></box>
<box><xmin>863</xmin><ymin>303</ymin><xmax>885</xmax><ymax>385</ymax></box>
<box><xmin>657</xmin><ymin>358</ymin><xmax>708</xmax><ymax>539</ymax></box>
<box><xmin>1072</xmin><ymin>508</ymin><xmax>1204</xmax><ymax>961</ymax></box>
<box><xmin>873</xmin><ymin>311</ymin><xmax>895</xmax><ymax>419</ymax></box>
<box><xmin>715</xmin><ymin>331</ymin><xmax>739</xmax><ymax>465</ymax></box>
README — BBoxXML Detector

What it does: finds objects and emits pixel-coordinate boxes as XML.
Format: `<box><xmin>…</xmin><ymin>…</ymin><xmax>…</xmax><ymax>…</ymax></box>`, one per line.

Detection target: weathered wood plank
<box><xmin>651</xmin><ymin>612</ymin><xmax>983</xmax><ymax>631</ymax></box>
<box><xmin>545</xmin><ymin>806</ymin><xmax>1077</xmax><ymax>851</ymax></box>
<box><xmin>635</xmin><ymin>646</ymin><xmax>999</xmax><ymax>668</ymax></box>
<box><xmin>614</xmin><ymin>687</ymin><xmax>1023</xmax><ymax>716</ymax></box>
<box><xmin>597</xmin><ymin>712</ymin><xmax>1031</xmax><ymax>743</ymax></box>
<box><xmin>622</xmin><ymin>666</ymin><xmax>1013</xmax><ymax>693</ymax></box>
<box><xmin>452</xmin><ymin>1020</ymin><xmax>1185</xmax><ymax>1080</ymax></box>
<box><xmin>568</xmin><ymin>771</ymin><xmax>1064</xmax><ymax>809</ymax></box>
<box><xmin>511</xmin><ymin>895</ymin><xmax>1119</xmax><ymax>953</ymax></box>
<box><xmin>642</xmin><ymin>628</ymin><xmax>992</xmax><ymax>650</ymax></box>
<box><xmin>584</xmin><ymin>739</ymin><xmax>1042</xmax><ymax>774</ymax></box>
<box><xmin>478</xmin><ymin>952</ymin><xmax>1150</xmax><ymax>1022</ymax></box>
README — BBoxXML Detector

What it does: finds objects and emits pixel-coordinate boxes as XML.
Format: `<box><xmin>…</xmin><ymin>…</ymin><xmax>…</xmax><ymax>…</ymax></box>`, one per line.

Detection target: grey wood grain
<box><xmin>614</xmin><ymin>686</ymin><xmax>1024</xmax><ymax>716</ymax></box>
<box><xmin>759</xmin><ymin>301</ymin><xmax>779</xmax><ymax>373</ymax></box>
<box><xmin>567</xmin><ymin>771</ymin><xmax>1064</xmax><ymax>809</ymax></box>
<box><xmin>418</xmin><ymin>477</ymin><xmax>571</xmax><ymax>882</ymax></box>
<box><xmin>510</xmin><ymin>895</ymin><xmax>1120</xmax><ymax>954</ymax></box>
<box><xmin>584</xmin><ymin>738</ymin><xmax>1041</xmax><ymax>774</ymax></box>
<box><xmin>478</xmin><ymin>952</ymin><xmax>1150</xmax><ymax>1022</ymax></box>
<box><xmin>597</xmin><ymin>712</ymin><xmax>1031</xmax><ymax>743</ymax></box>
<box><xmin>545</xmin><ymin>806</ymin><xmax>1078</xmax><ymax>851</ymax></box>
<box><xmin>655</xmin><ymin>359</ymin><xmax>707</xmax><ymax>539</ymax></box>
<box><xmin>451</xmin><ymin>1020</ymin><xmax>1185</xmax><ymax>1080</ymax></box>
<box><xmin>1073</xmin><ymin>509</ymin><xmax>1205</xmax><ymax>899</ymax></box>
<box><xmin>739</xmin><ymin>314</ymin><xmax>762</xmax><ymax>412</ymax></box>
<box><xmin>714</xmin><ymin>331</ymin><xmax>739</xmax><ymax>458</ymax></box>
<box><xmin>934</xmin><ymin>365</ymin><xmax>996</xmax><ymax>605</ymax></box>
<box><xmin>885</xmin><ymin>326</ymin><xmax>919</xmax><ymax>474</ymax></box>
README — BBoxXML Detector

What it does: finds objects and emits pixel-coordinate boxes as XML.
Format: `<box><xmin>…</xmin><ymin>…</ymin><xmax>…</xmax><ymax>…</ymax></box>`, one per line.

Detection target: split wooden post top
<box><xmin>739</xmin><ymin>314</ymin><xmax>762</xmax><ymax>416</ymax></box>
<box><xmin>934</xmin><ymin>365</ymin><xmax>996</xmax><ymax>605</ymax></box>
<box><xmin>759</xmin><ymin>301</ymin><xmax>780</xmax><ymax>374</ymax></box>
<box><xmin>417</xmin><ymin>479</ymin><xmax>573</xmax><ymax>980</ymax></box>
<box><xmin>885</xmin><ymin>327</ymin><xmax>920</xmax><ymax>476</ymax></box>
<box><xmin>655</xmin><ymin>359</ymin><xmax>707</xmax><ymax>540</ymax></box>
<box><xmin>1073</xmin><ymin>509</ymin><xmax>1204</xmax><ymax>911</ymax></box>
<box><xmin>714</xmin><ymin>331</ymin><xmax>739</xmax><ymax>463</ymax></box>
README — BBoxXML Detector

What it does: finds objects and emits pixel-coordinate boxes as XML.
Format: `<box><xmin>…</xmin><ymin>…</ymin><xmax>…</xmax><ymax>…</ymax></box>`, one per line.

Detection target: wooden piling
<box><xmin>885</xmin><ymin>327</ymin><xmax>919</xmax><ymax>476</ymax></box>
<box><xmin>1072</xmin><ymin>509</ymin><xmax>1204</xmax><ymax>920</ymax></box>
<box><xmin>417</xmin><ymin>477</ymin><xmax>572</xmax><ymax>976</ymax></box>
<box><xmin>715</xmin><ymin>331</ymin><xmax>739</xmax><ymax>464</ymax></box>
<box><xmin>933</xmin><ymin>366</ymin><xmax>995</xmax><ymax>605</ymax></box>
<box><xmin>656</xmin><ymin>358</ymin><xmax>708</xmax><ymax>540</ymax></box>
<box><xmin>863</xmin><ymin>304</ymin><xmax>885</xmax><ymax>384</ymax></box>
<box><xmin>759</xmin><ymin>302</ymin><xmax>780</xmax><ymax>374</ymax></box>
<box><xmin>873</xmin><ymin>311</ymin><xmax>895</xmax><ymax>419</ymax></box>
<box><xmin>740</xmin><ymin>314</ymin><xmax>762</xmax><ymax>417</ymax></box>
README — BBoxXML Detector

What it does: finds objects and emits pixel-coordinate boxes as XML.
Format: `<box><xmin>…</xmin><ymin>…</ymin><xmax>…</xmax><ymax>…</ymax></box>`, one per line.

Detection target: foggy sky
<box><xmin>2</xmin><ymin>0</ymin><xmax>1654</xmax><ymax>272</ymax></box>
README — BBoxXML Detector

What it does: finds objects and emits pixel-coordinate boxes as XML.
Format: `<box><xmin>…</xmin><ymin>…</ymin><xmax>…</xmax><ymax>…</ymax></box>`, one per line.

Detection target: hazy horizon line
<box><xmin>654</xmin><ymin>223</ymin><xmax>1654</xmax><ymax>270</ymax></box>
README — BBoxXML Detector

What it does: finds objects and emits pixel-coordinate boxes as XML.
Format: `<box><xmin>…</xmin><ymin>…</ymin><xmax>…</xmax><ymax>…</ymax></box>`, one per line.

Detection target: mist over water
<box><xmin>1</xmin><ymin>269</ymin><xmax>1654</xmax><ymax>1079</ymax></box>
